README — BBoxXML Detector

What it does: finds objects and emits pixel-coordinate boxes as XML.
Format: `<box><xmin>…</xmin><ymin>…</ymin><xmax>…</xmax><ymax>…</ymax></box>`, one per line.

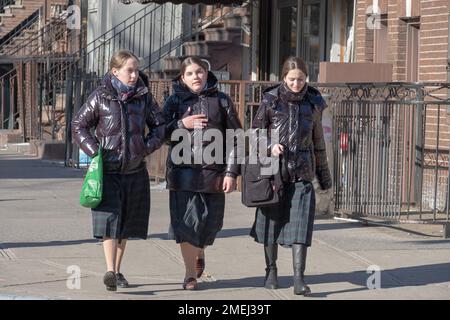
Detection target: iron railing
<box><xmin>0</xmin><ymin>0</ymin><xmax>16</xmax><ymax>14</ymax></box>
<box><xmin>0</xmin><ymin>2</ymin><xmax>74</xmax><ymax>140</ymax></box>
<box><xmin>62</xmin><ymin>3</ymin><xmax>245</xmax><ymax>165</ymax></box>
<box><xmin>1</xmin><ymin>1</ymin><xmax>245</xmax><ymax>142</ymax></box>
<box><xmin>324</xmin><ymin>83</ymin><xmax>450</xmax><ymax>225</ymax></box>
<box><xmin>0</xmin><ymin>8</ymin><xmax>40</xmax><ymax>47</ymax></box>
<box><xmin>0</xmin><ymin>5</ymin><xmax>68</xmax><ymax>55</ymax></box>
<box><xmin>0</xmin><ymin>68</ymin><xmax>18</xmax><ymax>130</ymax></box>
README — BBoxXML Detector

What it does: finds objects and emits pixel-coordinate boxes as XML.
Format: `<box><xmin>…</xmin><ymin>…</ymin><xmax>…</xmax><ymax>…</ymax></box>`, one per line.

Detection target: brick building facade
<box><xmin>355</xmin><ymin>0</ymin><xmax>450</xmax><ymax>82</ymax></box>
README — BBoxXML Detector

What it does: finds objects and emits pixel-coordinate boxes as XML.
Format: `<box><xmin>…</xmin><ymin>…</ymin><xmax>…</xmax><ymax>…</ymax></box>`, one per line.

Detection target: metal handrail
<box><xmin>142</xmin><ymin>4</ymin><xmax>243</xmax><ymax>70</ymax></box>
<box><xmin>0</xmin><ymin>8</ymin><xmax>40</xmax><ymax>46</ymax></box>
<box><xmin>46</xmin><ymin>3</ymin><xmax>243</xmax><ymax>79</ymax></box>
<box><xmin>0</xmin><ymin>68</ymin><xmax>18</xmax><ymax>130</ymax></box>
<box><xmin>0</xmin><ymin>10</ymin><xmax>69</xmax><ymax>55</ymax></box>
<box><xmin>41</xmin><ymin>3</ymin><xmax>161</xmax><ymax>82</ymax></box>
<box><xmin>0</xmin><ymin>0</ymin><xmax>16</xmax><ymax>14</ymax></box>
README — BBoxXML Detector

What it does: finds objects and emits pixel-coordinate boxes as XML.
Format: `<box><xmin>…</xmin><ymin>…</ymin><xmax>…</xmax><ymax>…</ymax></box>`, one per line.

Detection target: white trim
<box><xmin>406</xmin><ymin>0</ymin><xmax>411</xmax><ymax>17</ymax></box>
<box><xmin>373</xmin><ymin>0</ymin><xmax>379</xmax><ymax>14</ymax></box>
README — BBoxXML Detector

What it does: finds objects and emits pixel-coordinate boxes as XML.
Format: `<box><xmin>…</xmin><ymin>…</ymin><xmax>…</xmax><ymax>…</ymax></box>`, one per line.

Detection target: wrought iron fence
<box><xmin>0</xmin><ymin>68</ymin><xmax>18</xmax><ymax>130</ymax></box>
<box><xmin>320</xmin><ymin>82</ymin><xmax>450</xmax><ymax>226</ymax></box>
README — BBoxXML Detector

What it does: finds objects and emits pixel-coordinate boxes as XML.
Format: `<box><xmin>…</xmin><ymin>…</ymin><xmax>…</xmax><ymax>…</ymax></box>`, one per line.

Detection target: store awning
<box><xmin>119</xmin><ymin>0</ymin><xmax>245</xmax><ymax>5</ymax></box>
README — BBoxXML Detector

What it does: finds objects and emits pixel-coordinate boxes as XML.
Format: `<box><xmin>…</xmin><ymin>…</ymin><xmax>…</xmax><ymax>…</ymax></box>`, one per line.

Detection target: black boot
<box><xmin>292</xmin><ymin>244</ymin><xmax>311</xmax><ymax>295</ymax></box>
<box><xmin>264</xmin><ymin>244</ymin><xmax>278</xmax><ymax>289</ymax></box>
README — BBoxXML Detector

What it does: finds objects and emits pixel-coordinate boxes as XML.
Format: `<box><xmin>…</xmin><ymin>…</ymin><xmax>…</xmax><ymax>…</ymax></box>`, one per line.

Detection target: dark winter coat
<box><xmin>72</xmin><ymin>72</ymin><xmax>165</xmax><ymax>174</ymax></box>
<box><xmin>163</xmin><ymin>72</ymin><xmax>242</xmax><ymax>193</ymax></box>
<box><xmin>252</xmin><ymin>83</ymin><xmax>332</xmax><ymax>190</ymax></box>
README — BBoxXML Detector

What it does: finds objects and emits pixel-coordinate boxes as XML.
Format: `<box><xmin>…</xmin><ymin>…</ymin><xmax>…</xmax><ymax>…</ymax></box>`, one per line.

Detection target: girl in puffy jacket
<box><xmin>250</xmin><ymin>57</ymin><xmax>332</xmax><ymax>296</ymax></box>
<box><xmin>163</xmin><ymin>57</ymin><xmax>242</xmax><ymax>290</ymax></box>
<box><xmin>72</xmin><ymin>50</ymin><xmax>165</xmax><ymax>292</ymax></box>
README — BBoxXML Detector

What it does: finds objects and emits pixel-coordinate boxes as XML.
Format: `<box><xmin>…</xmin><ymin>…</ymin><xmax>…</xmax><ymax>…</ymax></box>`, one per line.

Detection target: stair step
<box><xmin>5</xmin><ymin>143</ymin><xmax>30</xmax><ymax>154</ymax></box>
<box><xmin>5</xmin><ymin>5</ymin><xmax>25</xmax><ymax>10</ymax></box>
<box><xmin>0</xmin><ymin>130</ymin><xmax>22</xmax><ymax>147</ymax></box>
<box><xmin>8</xmin><ymin>35</ymin><xmax>27</xmax><ymax>40</ymax></box>
<box><xmin>183</xmin><ymin>39</ymin><xmax>233</xmax><ymax>56</ymax></box>
<box><xmin>203</xmin><ymin>27</ymin><xmax>241</xmax><ymax>41</ymax></box>
<box><xmin>22</xmin><ymin>29</ymin><xmax>38</xmax><ymax>35</ymax></box>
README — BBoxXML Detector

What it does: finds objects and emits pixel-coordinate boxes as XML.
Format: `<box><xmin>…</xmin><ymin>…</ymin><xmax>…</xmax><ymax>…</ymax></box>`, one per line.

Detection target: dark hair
<box><xmin>281</xmin><ymin>57</ymin><xmax>308</xmax><ymax>80</ymax></box>
<box><xmin>180</xmin><ymin>56</ymin><xmax>209</xmax><ymax>75</ymax></box>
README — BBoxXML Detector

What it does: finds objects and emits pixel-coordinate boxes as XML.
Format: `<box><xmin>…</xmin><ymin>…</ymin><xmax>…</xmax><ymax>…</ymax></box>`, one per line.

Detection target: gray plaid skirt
<box><xmin>250</xmin><ymin>180</ymin><xmax>316</xmax><ymax>247</ymax></box>
<box><xmin>169</xmin><ymin>191</ymin><xmax>225</xmax><ymax>248</ymax></box>
<box><xmin>91</xmin><ymin>168</ymin><xmax>150</xmax><ymax>240</ymax></box>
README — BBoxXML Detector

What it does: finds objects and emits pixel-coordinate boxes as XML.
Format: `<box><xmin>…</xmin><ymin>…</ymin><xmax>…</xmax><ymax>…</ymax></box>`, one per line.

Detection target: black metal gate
<box><xmin>325</xmin><ymin>83</ymin><xmax>450</xmax><ymax>231</ymax></box>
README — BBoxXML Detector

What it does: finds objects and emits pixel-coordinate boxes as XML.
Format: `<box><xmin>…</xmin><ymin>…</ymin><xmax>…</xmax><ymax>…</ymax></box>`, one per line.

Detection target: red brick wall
<box><xmin>417</xmin><ymin>1</ymin><xmax>449</xmax><ymax>151</ymax></box>
<box><xmin>419</xmin><ymin>0</ymin><xmax>449</xmax><ymax>82</ymax></box>
<box><xmin>355</xmin><ymin>0</ymin><xmax>449</xmax><ymax>82</ymax></box>
<box><xmin>354</xmin><ymin>1</ymin><xmax>450</xmax><ymax>156</ymax></box>
<box><xmin>355</xmin><ymin>0</ymin><xmax>373</xmax><ymax>62</ymax></box>
<box><xmin>387</xmin><ymin>0</ymin><xmax>407</xmax><ymax>81</ymax></box>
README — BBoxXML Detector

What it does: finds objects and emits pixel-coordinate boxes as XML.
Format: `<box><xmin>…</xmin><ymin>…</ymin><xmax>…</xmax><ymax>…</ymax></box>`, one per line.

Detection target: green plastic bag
<box><xmin>79</xmin><ymin>147</ymin><xmax>103</xmax><ymax>208</ymax></box>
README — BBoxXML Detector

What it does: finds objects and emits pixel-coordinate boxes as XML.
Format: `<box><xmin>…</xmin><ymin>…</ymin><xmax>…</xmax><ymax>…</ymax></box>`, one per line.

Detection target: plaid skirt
<box><xmin>91</xmin><ymin>168</ymin><xmax>150</xmax><ymax>240</ymax></box>
<box><xmin>169</xmin><ymin>191</ymin><xmax>225</xmax><ymax>248</ymax></box>
<box><xmin>250</xmin><ymin>180</ymin><xmax>316</xmax><ymax>247</ymax></box>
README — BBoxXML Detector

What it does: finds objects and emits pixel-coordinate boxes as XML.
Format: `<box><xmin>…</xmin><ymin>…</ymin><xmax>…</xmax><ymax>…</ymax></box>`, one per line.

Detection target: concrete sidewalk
<box><xmin>0</xmin><ymin>148</ymin><xmax>450</xmax><ymax>300</ymax></box>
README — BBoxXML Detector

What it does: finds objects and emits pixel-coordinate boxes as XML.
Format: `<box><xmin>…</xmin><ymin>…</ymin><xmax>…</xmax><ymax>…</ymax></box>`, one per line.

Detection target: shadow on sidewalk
<box><xmin>147</xmin><ymin>224</ymin><xmax>373</xmax><ymax>241</ymax></box>
<box><xmin>155</xmin><ymin>262</ymin><xmax>450</xmax><ymax>298</ymax></box>
<box><xmin>147</xmin><ymin>228</ymin><xmax>253</xmax><ymax>240</ymax></box>
<box><xmin>0</xmin><ymin>159</ymin><xmax>84</xmax><ymax>180</ymax></box>
<box><xmin>313</xmin><ymin>222</ymin><xmax>375</xmax><ymax>231</ymax></box>
<box><xmin>0</xmin><ymin>239</ymin><xmax>100</xmax><ymax>249</ymax></box>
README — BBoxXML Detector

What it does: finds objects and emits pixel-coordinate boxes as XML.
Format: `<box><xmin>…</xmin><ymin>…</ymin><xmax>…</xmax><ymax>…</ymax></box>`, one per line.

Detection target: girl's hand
<box><xmin>271</xmin><ymin>144</ymin><xmax>284</xmax><ymax>157</ymax></box>
<box><xmin>222</xmin><ymin>176</ymin><xmax>236</xmax><ymax>193</ymax></box>
<box><xmin>181</xmin><ymin>107</ymin><xmax>208</xmax><ymax>129</ymax></box>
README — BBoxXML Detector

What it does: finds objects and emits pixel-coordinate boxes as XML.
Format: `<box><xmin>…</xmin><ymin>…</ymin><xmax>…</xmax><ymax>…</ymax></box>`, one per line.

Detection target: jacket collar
<box><xmin>172</xmin><ymin>71</ymin><xmax>219</xmax><ymax>101</ymax></box>
<box><xmin>263</xmin><ymin>84</ymin><xmax>327</xmax><ymax>111</ymax></box>
<box><xmin>97</xmin><ymin>72</ymin><xmax>148</xmax><ymax>101</ymax></box>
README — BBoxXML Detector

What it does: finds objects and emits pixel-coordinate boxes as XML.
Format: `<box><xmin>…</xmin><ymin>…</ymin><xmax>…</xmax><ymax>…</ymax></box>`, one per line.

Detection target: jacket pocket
<box><xmin>295</xmin><ymin>150</ymin><xmax>314</xmax><ymax>180</ymax></box>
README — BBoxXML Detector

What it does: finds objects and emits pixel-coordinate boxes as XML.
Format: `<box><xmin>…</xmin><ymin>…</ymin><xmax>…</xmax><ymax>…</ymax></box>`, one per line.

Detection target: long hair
<box><xmin>281</xmin><ymin>57</ymin><xmax>308</xmax><ymax>79</ymax></box>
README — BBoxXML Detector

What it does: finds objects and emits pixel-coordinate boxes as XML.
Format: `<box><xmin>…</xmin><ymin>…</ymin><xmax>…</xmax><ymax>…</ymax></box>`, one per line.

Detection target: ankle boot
<box><xmin>292</xmin><ymin>244</ymin><xmax>311</xmax><ymax>295</ymax></box>
<box><xmin>264</xmin><ymin>244</ymin><xmax>278</xmax><ymax>289</ymax></box>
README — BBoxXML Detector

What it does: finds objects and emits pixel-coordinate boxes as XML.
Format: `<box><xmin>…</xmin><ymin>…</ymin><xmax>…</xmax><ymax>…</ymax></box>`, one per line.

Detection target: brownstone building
<box><xmin>354</xmin><ymin>0</ymin><xmax>450</xmax><ymax>82</ymax></box>
<box><xmin>353</xmin><ymin>0</ymin><xmax>450</xmax><ymax>153</ymax></box>
<box><xmin>251</xmin><ymin>0</ymin><xmax>449</xmax><ymax>83</ymax></box>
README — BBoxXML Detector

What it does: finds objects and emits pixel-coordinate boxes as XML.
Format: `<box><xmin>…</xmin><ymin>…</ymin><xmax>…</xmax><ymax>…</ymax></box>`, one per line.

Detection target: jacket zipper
<box><xmin>119</xmin><ymin>100</ymin><xmax>128</xmax><ymax>174</ymax></box>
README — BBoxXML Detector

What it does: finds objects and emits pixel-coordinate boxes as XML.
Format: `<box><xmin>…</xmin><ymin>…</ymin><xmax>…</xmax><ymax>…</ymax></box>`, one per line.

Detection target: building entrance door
<box><xmin>270</xmin><ymin>0</ymin><xmax>327</xmax><ymax>82</ymax></box>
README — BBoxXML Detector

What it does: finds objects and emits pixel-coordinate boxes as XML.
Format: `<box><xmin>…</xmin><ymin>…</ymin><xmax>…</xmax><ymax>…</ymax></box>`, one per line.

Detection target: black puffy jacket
<box><xmin>72</xmin><ymin>72</ymin><xmax>165</xmax><ymax>174</ymax></box>
<box><xmin>163</xmin><ymin>72</ymin><xmax>242</xmax><ymax>193</ymax></box>
<box><xmin>252</xmin><ymin>84</ymin><xmax>332</xmax><ymax>190</ymax></box>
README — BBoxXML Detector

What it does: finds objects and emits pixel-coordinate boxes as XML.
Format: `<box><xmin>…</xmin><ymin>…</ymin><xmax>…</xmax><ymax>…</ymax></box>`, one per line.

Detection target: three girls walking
<box><xmin>73</xmin><ymin>51</ymin><xmax>331</xmax><ymax>295</ymax></box>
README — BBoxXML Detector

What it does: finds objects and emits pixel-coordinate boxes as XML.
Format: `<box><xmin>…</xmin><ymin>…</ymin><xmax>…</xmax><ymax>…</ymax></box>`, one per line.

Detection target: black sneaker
<box><xmin>116</xmin><ymin>273</ymin><xmax>129</xmax><ymax>288</ymax></box>
<box><xmin>103</xmin><ymin>271</ymin><xmax>117</xmax><ymax>291</ymax></box>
